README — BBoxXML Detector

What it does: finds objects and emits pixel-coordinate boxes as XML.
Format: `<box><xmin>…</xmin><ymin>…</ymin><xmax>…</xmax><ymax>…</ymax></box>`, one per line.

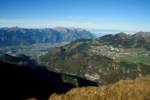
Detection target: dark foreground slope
<box><xmin>49</xmin><ymin>76</ymin><xmax>150</xmax><ymax>100</ymax></box>
<box><xmin>0</xmin><ymin>61</ymin><xmax>97</xmax><ymax>100</ymax></box>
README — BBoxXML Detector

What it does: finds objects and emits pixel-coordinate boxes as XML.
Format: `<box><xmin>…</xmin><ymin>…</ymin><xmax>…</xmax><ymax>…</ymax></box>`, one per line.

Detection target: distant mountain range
<box><xmin>0</xmin><ymin>27</ymin><xmax>95</xmax><ymax>46</ymax></box>
<box><xmin>40</xmin><ymin>32</ymin><xmax>150</xmax><ymax>84</ymax></box>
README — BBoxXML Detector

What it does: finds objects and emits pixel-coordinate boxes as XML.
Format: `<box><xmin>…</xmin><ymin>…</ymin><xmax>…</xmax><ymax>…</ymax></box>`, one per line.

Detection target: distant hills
<box><xmin>99</xmin><ymin>32</ymin><xmax>150</xmax><ymax>50</ymax></box>
<box><xmin>40</xmin><ymin>32</ymin><xmax>150</xmax><ymax>84</ymax></box>
<box><xmin>0</xmin><ymin>27</ymin><xmax>95</xmax><ymax>46</ymax></box>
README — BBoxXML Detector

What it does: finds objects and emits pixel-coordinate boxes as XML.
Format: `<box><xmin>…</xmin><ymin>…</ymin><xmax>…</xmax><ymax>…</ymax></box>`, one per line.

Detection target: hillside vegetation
<box><xmin>49</xmin><ymin>76</ymin><xmax>150</xmax><ymax>100</ymax></box>
<box><xmin>40</xmin><ymin>32</ymin><xmax>150</xmax><ymax>84</ymax></box>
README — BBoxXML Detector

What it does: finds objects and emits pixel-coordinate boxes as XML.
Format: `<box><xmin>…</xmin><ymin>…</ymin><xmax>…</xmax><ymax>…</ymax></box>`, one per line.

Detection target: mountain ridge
<box><xmin>0</xmin><ymin>27</ymin><xmax>95</xmax><ymax>46</ymax></box>
<box><xmin>99</xmin><ymin>32</ymin><xmax>150</xmax><ymax>50</ymax></box>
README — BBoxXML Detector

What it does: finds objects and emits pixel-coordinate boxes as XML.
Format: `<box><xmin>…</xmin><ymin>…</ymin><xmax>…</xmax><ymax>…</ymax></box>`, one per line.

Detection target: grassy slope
<box><xmin>49</xmin><ymin>76</ymin><xmax>150</xmax><ymax>100</ymax></box>
<box><xmin>40</xmin><ymin>39</ymin><xmax>150</xmax><ymax>85</ymax></box>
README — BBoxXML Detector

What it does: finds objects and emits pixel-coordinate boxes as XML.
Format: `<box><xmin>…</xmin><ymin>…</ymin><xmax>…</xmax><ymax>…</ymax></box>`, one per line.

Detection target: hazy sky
<box><xmin>0</xmin><ymin>0</ymin><xmax>150</xmax><ymax>33</ymax></box>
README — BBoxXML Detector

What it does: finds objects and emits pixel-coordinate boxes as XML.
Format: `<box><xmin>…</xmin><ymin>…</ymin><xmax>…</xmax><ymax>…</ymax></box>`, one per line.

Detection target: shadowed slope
<box><xmin>0</xmin><ymin>61</ymin><xmax>97</xmax><ymax>100</ymax></box>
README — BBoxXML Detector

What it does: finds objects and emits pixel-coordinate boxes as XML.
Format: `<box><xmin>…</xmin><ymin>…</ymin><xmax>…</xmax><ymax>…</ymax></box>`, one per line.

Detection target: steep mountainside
<box><xmin>40</xmin><ymin>32</ymin><xmax>150</xmax><ymax>84</ymax></box>
<box><xmin>0</xmin><ymin>27</ymin><xmax>94</xmax><ymax>46</ymax></box>
<box><xmin>49</xmin><ymin>76</ymin><xmax>150</xmax><ymax>100</ymax></box>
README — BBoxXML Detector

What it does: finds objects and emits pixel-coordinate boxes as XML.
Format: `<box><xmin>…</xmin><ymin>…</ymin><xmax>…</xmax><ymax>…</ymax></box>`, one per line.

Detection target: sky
<box><xmin>0</xmin><ymin>0</ymin><xmax>150</xmax><ymax>33</ymax></box>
